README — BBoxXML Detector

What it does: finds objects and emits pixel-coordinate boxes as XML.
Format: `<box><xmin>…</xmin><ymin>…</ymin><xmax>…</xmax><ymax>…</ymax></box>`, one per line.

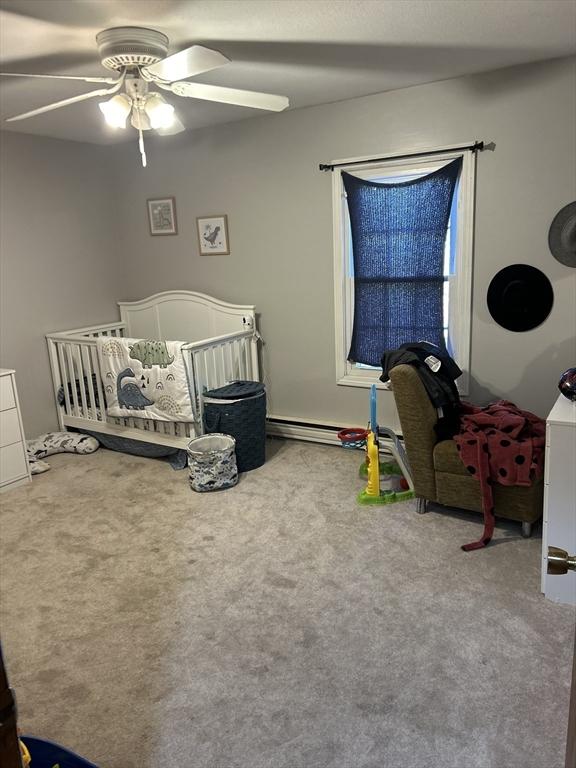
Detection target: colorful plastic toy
<box><xmin>357</xmin><ymin>385</ymin><xmax>415</xmax><ymax>505</ymax></box>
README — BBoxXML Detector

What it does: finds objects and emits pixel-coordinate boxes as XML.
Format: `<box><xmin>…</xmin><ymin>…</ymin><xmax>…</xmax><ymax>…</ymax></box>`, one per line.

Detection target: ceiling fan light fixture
<box><xmin>98</xmin><ymin>93</ymin><xmax>131</xmax><ymax>128</ymax></box>
<box><xmin>144</xmin><ymin>93</ymin><xmax>175</xmax><ymax>129</ymax></box>
<box><xmin>3</xmin><ymin>26</ymin><xmax>289</xmax><ymax>171</ymax></box>
<box><xmin>131</xmin><ymin>108</ymin><xmax>152</xmax><ymax>131</ymax></box>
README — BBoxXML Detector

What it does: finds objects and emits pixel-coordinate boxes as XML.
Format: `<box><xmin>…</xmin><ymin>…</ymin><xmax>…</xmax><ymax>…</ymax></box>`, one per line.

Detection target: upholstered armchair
<box><xmin>389</xmin><ymin>364</ymin><xmax>543</xmax><ymax>537</ymax></box>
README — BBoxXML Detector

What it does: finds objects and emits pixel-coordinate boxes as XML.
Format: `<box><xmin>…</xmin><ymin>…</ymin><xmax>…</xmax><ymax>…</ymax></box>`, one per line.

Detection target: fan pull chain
<box><xmin>138</xmin><ymin>124</ymin><xmax>147</xmax><ymax>168</ymax></box>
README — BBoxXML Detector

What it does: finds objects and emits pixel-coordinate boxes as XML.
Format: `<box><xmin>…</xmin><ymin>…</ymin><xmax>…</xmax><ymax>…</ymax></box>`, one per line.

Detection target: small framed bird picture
<box><xmin>196</xmin><ymin>215</ymin><xmax>230</xmax><ymax>255</ymax></box>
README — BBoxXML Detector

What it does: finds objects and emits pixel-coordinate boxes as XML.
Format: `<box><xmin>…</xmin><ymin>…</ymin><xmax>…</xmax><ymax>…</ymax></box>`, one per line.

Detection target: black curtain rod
<box><xmin>319</xmin><ymin>141</ymin><xmax>484</xmax><ymax>172</ymax></box>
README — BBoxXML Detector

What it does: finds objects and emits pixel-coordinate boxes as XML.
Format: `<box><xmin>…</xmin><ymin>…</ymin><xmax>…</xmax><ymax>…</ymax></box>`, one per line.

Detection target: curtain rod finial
<box><xmin>319</xmin><ymin>163</ymin><xmax>333</xmax><ymax>172</ymax></box>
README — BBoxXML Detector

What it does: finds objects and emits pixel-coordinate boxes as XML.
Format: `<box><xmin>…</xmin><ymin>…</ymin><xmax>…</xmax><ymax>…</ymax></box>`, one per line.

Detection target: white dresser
<box><xmin>0</xmin><ymin>369</ymin><xmax>31</xmax><ymax>491</ymax></box>
<box><xmin>541</xmin><ymin>393</ymin><xmax>576</xmax><ymax>606</ymax></box>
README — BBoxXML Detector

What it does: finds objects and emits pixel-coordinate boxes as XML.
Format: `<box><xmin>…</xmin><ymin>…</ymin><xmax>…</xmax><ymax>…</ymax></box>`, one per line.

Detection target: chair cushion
<box><xmin>433</xmin><ymin>439</ymin><xmax>469</xmax><ymax>475</ymax></box>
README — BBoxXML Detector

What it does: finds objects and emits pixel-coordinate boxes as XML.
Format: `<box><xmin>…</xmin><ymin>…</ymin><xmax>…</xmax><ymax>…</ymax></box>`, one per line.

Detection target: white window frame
<box><xmin>332</xmin><ymin>146</ymin><xmax>476</xmax><ymax>395</ymax></box>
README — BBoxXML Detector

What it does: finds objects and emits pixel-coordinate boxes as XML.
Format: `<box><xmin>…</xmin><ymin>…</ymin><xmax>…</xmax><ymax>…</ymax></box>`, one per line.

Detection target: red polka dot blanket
<box><xmin>454</xmin><ymin>400</ymin><xmax>545</xmax><ymax>551</ymax></box>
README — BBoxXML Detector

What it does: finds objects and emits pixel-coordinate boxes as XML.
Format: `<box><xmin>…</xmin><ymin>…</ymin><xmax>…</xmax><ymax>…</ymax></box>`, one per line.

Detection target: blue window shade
<box><xmin>342</xmin><ymin>157</ymin><xmax>462</xmax><ymax>366</ymax></box>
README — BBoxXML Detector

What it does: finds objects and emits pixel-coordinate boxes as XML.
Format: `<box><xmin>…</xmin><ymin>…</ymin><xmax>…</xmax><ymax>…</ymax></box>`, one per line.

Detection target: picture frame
<box><xmin>147</xmin><ymin>197</ymin><xmax>178</xmax><ymax>236</ymax></box>
<box><xmin>196</xmin><ymin>214</ymin><xmax>230</xmax><ymax>255</ymax></box>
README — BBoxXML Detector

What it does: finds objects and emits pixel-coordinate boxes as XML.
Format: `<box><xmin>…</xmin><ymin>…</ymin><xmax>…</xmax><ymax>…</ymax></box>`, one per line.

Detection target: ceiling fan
<box><xmin>0</xmin><ymin>26</ymin><xmax>290</xmax><ymax>167</ymax></box>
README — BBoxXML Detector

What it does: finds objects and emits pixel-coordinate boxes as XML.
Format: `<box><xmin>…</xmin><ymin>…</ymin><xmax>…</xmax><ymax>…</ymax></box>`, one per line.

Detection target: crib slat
<box><xmin>82</xmin><ymin>346</ymin><xmax>98</xmax><ymax>421</ymax></box>
<box><xmin>91</xmin><ymin>346</ymin><xmax>106</xmax><ymax>422</ymax></box>
<box><xmin>64</xmin><ymin>344</ymin><xmax>80</xmax><ymax>417</ymax></box>
<box><xmin>235</xmin><ymin>340</ymin><xmax>242</xmax><ymax>380</ymax></box>
<box><xmin>219</xmin><ymin>345</ymin><xmax>226</xmax><ymax>385</ymax></box>
<box><xmin>239</xmin><ymin>339</ymin><xmax>247</xmax><ymax>380</ymax></box>
<box><xmin>217</xmin><ymin>345</ymin><xmax>224</xmax><ymax>386</ymax></box>
<box><xmin>241</xmin><ymin>338</ymin><xmax>248</xmax><ymax>379</ymax></box>
<box><xmin>184</xmin><ymin>348</ymin><xmax>199</xmax><ymax>419</ymax></box>
<box><xmin>247</xmin><ymin>338</ymin><xmax>254</xmax><ymax>379</ymax></box>
<box><xmin>57</xmin><ymin>343</ymin><xmax>72</xmax><ymax>416</ymax></box>
<box><xmin>225</xmin><ymin>343</ymin><xmax>234</xmax><ymax>383</ymax></box>
<box><xmin>210</xmin><ymin>347</ymin><xmax>217</xmax><ymax>389</ymax></box>
<box><xmin>208</xmin><ymin>347</ymin><xmax>215</xmax><ymax>389</ymax></box>
<box><xmin>196</xmin><ymin>351</ymin><xmax>206</xmax><ymax>429</ymax></box>
<box><xmin>48</xmin><ymin>339</ymin><xmax>66</xmax><ymax>431</ymax></box>
<box><xmin>200</xmin><ymin>349</ymin><xmax>209</xmax><ymax>394</ymax></box>
<box><xmin>232</xmin><ymin>340</ymin><xmax>239</xmax><ymax>379</ymax></box>
<box><xmin>214</xmin><ymin>346</ymin><xmax>220</xmax><ymax>387</ymax></box>
<box><xmin>245</xmin><ymin>338</ymin><xmax>251</xmax><ymax>378</ymax></box>
<box><xmin>75</xmin><ymin>344</ymin><xmax>89</xmax><ymax>416</ymax></box>
<box><xmin>214</xmin><ymin>346</ymin><xmax>221</xmax><ymax>388</ymax></box>
<box><xmin>245</xmin><ymin>338</ymin><xmax>253</xmax><ymax>379</ymax></box>
<box><xmin>205</xmin><ymin>348</ymin><xmax>212</xmax><ymax>390</ymax></box>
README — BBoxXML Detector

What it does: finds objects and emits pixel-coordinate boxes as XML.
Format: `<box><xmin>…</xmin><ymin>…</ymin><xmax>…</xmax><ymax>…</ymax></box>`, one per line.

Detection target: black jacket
<box><xmin>380</xmin><ymin>342</ymin><xmax>462</xmax><ymax>439</ymax></box>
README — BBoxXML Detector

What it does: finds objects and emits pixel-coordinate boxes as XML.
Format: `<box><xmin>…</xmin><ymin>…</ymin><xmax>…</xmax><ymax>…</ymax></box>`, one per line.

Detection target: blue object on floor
<box><xmin>20</xmin><ymin>736</ymin><xmax>99</xmax><ymax>768</ymax></box>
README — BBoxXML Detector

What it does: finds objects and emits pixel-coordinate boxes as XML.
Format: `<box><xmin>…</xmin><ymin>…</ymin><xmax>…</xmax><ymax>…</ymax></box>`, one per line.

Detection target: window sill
<box><xmin>337</xmin><ymin>370</ymin><xmax>469</xmax><ymax>397</ymax></box>
<box><xmin>337</xmin><ymin>373</ymin><xmax>391</xmax><ymax>389</ymax></box>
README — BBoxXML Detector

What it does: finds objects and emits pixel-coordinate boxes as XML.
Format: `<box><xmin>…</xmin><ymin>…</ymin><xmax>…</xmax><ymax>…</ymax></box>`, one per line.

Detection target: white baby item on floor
<box><xmin>26</xmin><ymin>432</ymin><xmax>99</xmax><ymax>474</ymax></box>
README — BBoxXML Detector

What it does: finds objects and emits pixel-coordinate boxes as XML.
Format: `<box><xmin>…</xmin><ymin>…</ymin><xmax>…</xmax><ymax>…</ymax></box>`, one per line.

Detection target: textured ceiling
<box><xmin>0</xmin><ymin>0</ymin><xmax>575</xmax><ymax>145</ymax></box>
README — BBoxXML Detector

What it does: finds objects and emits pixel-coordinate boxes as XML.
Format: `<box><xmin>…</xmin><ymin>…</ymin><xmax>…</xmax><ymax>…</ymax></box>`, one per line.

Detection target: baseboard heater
<box><xmin>266</xmin><ymin>414</ymin><xmax>398</xmax><ymax>455</ymax></box>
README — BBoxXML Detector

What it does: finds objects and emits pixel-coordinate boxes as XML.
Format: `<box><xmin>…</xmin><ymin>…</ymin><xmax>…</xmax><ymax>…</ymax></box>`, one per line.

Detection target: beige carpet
<box><xmin>0</xmin><ymin>439</ymin><xmax>574</xmax><ymax>768</ymax></box>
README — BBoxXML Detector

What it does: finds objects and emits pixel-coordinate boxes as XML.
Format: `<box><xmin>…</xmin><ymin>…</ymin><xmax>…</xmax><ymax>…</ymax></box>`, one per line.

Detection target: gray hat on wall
<box><xmin>548</xmin><ymin>201</ymin><xmax>576</xmax><ymax>267</ymax></box>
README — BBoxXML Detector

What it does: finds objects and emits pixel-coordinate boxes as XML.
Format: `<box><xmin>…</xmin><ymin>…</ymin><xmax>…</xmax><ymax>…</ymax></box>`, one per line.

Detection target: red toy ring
<box><xmin>338</xmin><ymin>428</ymin><xmax>369</xmax><ymax>443</ymax></box>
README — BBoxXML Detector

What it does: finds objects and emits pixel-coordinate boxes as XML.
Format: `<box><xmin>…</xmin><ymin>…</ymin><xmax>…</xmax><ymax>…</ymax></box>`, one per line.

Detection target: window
<box><xmin>333</xmin><ymin>148</ymin><xmax>476</xmax><ymax>393</ymax></box>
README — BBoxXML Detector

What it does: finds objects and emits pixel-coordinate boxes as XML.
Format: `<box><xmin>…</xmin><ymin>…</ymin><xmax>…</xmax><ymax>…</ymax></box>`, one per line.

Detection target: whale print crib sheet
<box><xmin>96</xmin><ymin>337</ymin><xmax>195</xmax><ymax>422</ymax></box>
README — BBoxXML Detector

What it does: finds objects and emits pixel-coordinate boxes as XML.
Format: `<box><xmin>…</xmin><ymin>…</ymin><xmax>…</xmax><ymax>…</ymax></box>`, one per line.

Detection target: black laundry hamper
<box><xmin>203</xmin><ymin>381</ymin><xmax>266</xmax><ymax>472</ymax></box>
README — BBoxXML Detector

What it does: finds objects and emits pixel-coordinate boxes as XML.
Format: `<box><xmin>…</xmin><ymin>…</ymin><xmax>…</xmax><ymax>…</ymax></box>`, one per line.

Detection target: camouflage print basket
<box><xmin>187</xmin><ymin>433</ymin><xmax>238</xmax><ymax>492</ymax></box>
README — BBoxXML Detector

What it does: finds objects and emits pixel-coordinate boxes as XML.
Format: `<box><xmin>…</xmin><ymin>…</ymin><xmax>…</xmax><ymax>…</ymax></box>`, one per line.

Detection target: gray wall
<box><xmin>112</xmin><ymin>56</ymin><xmax>576</xmax><ymax>428</ymax></box>
<box><xmin>1</xmin><ymin>57</ymin><xmax>575</xmax><ymax>439</ymax></box>
<box><xmin>0</xmin><ymin>132</ymin><xmax>120</xmax><ymax>436</ymax></box>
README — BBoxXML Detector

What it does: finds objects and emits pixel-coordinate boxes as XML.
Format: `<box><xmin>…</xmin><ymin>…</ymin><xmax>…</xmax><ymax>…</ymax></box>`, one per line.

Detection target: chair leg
<box><xmin>521</xmin><ymin>521</ymin><xmax>533</xmax><ymax>538</ymax></box>
<box><xmin>416</xmin><ymin>498</ymin><xmax>428</xmax><ymax>515</ymax></box>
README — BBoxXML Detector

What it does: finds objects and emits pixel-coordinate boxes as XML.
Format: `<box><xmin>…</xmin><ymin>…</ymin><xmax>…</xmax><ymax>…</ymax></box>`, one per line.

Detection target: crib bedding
<box><xmin>78</xmin><ymin>428</ymin><xmax>188</xmax><ymax>468</ymax></box>
<box><xmin>96</xmin><ymin>337</ymin><xmax>194</xmax><ymax>422</ymax></box>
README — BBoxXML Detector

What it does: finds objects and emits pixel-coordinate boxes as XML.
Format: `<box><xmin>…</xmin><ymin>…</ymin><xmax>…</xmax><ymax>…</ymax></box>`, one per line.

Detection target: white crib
<box><xmin>46</xmin><ymin>290</ymin><xmax>260</xmax><ymax>449</ymax></box>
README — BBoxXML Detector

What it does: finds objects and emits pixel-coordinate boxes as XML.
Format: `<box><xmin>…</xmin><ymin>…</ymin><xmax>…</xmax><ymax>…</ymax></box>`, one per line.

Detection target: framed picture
<box><xmin>196</xmin><ymin>215</ymin><xmax>230</xmax><ymax>255</ymax></box>
<box><xmin>147</xmin><ymin>197</ymin><xmax>178</xmax><ymax>236</ymax></box>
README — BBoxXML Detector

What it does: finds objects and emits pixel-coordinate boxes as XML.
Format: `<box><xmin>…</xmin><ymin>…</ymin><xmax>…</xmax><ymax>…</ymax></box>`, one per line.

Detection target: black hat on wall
<box><xmin>548</xmin><ymin>201</ymin><xmax>576</xmax><ymax>267</ymax></box>
<box><xmin>487</xmin><ymin>264</ymin><xmax>554</xmax><ymax>332</ymax></box>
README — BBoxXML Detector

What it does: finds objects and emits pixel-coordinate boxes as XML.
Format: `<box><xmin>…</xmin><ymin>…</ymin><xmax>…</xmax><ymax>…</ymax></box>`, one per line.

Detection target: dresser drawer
<box><xmin>0</xmin><ymin>442</ymin><xmax>28</xmax><ymax>486</ymax></box>
<box><xmin>0</xmin><ymin>376</ymin><xmax>15</xmax><ymax>412</ymax></box>
<box><xmin>0</xmin><ymin>408</ymin><xmax>22</xmax><ymax>448</ymax></box>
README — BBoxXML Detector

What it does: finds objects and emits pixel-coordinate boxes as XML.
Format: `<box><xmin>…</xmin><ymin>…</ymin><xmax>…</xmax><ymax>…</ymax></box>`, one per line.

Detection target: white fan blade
<box><xmin>142</xmin><ymin>45</ymin><xmax>229</xmax><ymax>82</ymax></box>
<box><xmin>156</xmin><ymin>114</ymin><xmax>185</xmax><ymax>136</ymax></box>
<box><xmin>1</xmin><ymin>72</ymin><xmax>119</xmax><ymax>84</ymax></box>
<box><xmin>162</xmin><ymin>81</ymin><xmax>289</xmax><ymax>112</ymax></box>
<box><xmin>5</xmin><ymin>81</ymin><xmax>122</xmax><ymax>122</ymax></box>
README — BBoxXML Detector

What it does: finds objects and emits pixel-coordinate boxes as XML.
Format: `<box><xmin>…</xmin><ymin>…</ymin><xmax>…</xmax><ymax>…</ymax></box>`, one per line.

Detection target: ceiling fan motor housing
<box><xmin>97</xmin><ymin>27</ymin><xmax>169</xmax><ymax>71</ymax></box>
